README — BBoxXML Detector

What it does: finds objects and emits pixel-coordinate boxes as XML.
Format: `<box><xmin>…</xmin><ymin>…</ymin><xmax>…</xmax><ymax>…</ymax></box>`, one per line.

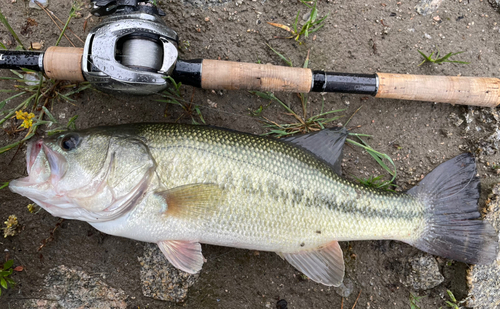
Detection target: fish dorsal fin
<box><xmin>156</xmin><ymin>183</ymin><xmax>224</xmax><ymax>218</ymax></box>
<box><xmin>282</xmin><ymin>127</ymin><xmax>348</xmax><ymax>175</ymax></box>
<box><xmin>279</xmin><ymin>241</ymin><xmax>345</xmax><ymax>286</ymax></box>
<box><xmin>158</xmin><ymin>240</ymin><xmax>205</xmax><ymax>274</ymax></box>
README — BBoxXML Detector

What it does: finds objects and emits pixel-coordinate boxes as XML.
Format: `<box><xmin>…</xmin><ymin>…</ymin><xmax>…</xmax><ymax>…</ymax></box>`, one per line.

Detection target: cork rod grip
<box><xmin>376</xmin><ymin>73</ymin><xmax>500</xmax><ymax>107</ymax></box>
<box><xmin>43</xmin><ymin>46</ymin><xmax>85</xmax><ymax>82</ymax></box>
<box><xmin>201</xmin><ymin>59</ymin><xmax>312</xmax><ymax>93</ymax></box>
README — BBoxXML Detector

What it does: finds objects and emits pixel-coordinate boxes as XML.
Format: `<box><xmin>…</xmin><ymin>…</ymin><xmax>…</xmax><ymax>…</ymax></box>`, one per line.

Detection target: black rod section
<box><xmin>311</xmin><ymin>71</ymin><xmax>378</xmax><ymax>95</ymax></box>
<box><xmin>171</xmin><ymin>59</ymin><xmax>202</xmax><ymax>88</ymax></box>
<box><xmin>0</xmin><ymin>50</ymin><xmax>43</xmax><ymax>71</ymax></box>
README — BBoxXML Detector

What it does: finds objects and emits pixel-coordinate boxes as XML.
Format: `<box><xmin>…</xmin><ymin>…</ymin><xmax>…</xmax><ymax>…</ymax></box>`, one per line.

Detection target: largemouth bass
<box><xmin>9</xmin><ymin>123</ymin><xmax>498</xmax><ymax>286</ymax></box>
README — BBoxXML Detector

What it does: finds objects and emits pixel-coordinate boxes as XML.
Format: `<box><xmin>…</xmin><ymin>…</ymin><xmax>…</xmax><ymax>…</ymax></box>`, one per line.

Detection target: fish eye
<box><xmin>60</xmin><ymin>134</ymin><xmax>80</xmax><ymax>151</ymax></box>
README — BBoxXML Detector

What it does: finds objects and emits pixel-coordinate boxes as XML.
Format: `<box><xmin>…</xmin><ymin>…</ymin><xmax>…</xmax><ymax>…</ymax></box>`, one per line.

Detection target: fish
<box><xmin>9</xmin><ymin>123</ymin><xmax>498</xmax><ymax>286</ymax></box>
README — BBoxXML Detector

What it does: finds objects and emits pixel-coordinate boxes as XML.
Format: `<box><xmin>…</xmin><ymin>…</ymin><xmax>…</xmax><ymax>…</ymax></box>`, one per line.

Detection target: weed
<box><xmin>253</xmin><ymin>48</ymin><xmax>343</xmax><ymax>137</ymax></box>
<box><xmin>0</xmin><ymin>259</ymin><xmax>15</xmax><ymax>296</ymax></box>
<box><xmin>0</xmin><ymin>9</ymin><xmax>25</xmax><ymax>50</ymax></box>
<box><xmin>0</xmin><ymin>69</ymin><xmax>89</xmax><ymax>154</ymax></box>
<box><xmin>2</xmin><ymin>215</ymin><xmax>18</xmax><ymax>238</ymax></box>
<box><xmin>266</xmin><ymin>44</ymin><xmax>293</xmax><ymax>67</ymax></box>
<box><xmin>346</xmin><ymin>133</ymin><xmax>397</xmax><ymax>184</ymax></box>
<box><xmin>0</xmin><ymin>182</ymin><xmax>8</xmax><ymax>190</ymax></box>
<box><xmin>252</xmin><ymin>91</ymin><xmax>343</xmax><ymax>137</ymax></box>
<box><xmin>410</xmin><ymin>293</ymin><xmax>425</xmax><ymax>309</ymax></box>
<box><xmin>0</xmin><ymin>6</ymin><xmax>89</xmax><ymax>156</ymax></box>
<box><xmin>440</xmin><ymin>290</ymin><xmax>463</xmax><ymax>309</ymax></box>
<box><xmin>267</xmin><ymin>0</ymin><xmax>328</xmax><ymax>42</ymax></box>
<box><xmin>248</xmin><ymin>103</ymin><xmax>270</xmax><ymax>117</ymax></box>
<box><xmin>355</xmin><ymin>175</ymin><xmax>397</xmax><ymax>192</ymax></box>
<box><xmin>55</xmin><ymin>2</ymin><xmax>84</xmax><ymax>46</ymax></box>
<box><xmin>157</xmin><ymin>77</ymin><xmax>205</xmax><ymax>125</ymax></box>
<box><xmin>418</xmin><ymin>50</ymin><xmax>469</xmax><ymax>66</ymax></box>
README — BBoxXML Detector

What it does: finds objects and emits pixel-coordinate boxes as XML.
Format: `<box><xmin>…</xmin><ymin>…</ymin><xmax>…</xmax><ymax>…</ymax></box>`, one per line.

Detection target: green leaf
<box><xmin>3</xmin><ymin>260</ymin><xmax>14</xmax><ymax>270</ymax></box>
<box><xmin>5</xmin><ymin>277</ymin><xmax>15</xmax><ymax>284</ymax></box>
<box><xmin>293</xmin><ymin>10</ymin><xmax>300</xmax><ymax>33</ymax></box>
<box><xmin>66</xmin><ymin>115</ymin><xmax>79</xmax><ymax>130</ymax></box>
<box><xmin>0</xmin><ymin>277</ymin><xmax>7</xmax><ymax>289</ymax></box>
<box><xmin>266</xmin><ymin>44</ymin><xmax>293</xmax><ymax>67</ymax></box>
<box><xmin>0</xmin><ymin>182</ymin><xmax>9</xmax><ymax>190</ymax></box>
<box><xmin>446</xmin><ymin>290</ymin><xmax>456</xmax><ymax>303</ymax></box>
<box><xmin>42</xmin><ymin>106</ymin><xmax>59</xmax><ymax>124</ymax></box>
<box><xmin>0</xmin><ymin>8</ymin><xmax>25</xmax><ymax>50</ymax></box>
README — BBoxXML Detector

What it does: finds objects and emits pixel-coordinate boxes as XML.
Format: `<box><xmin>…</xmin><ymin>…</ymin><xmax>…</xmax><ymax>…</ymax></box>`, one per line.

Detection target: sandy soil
<box><xmin>1</xmin><ymin>0</ymin><xmax>500</xmax><ymax>308</ymax></box>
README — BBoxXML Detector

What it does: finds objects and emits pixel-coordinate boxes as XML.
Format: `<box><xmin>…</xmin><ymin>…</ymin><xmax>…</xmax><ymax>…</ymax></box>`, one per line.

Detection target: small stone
<box><xmin>138</xmin><ymin>243</ymin><xmax>199</xmax><ymax>302</ymax></box>
<box><xmin>24</xmin><ymin>265</ymin><xmax>128</xmax><ymax>308</ymax></box>
<box><xmin>402</xmin><ymin>254</ymin><xmax>444</xmax><ymax>290</ymax></box>
<box><xmin>467</xmin><ymin>183</ymin><xmax>500</xmax><ymax>307</ymax></box>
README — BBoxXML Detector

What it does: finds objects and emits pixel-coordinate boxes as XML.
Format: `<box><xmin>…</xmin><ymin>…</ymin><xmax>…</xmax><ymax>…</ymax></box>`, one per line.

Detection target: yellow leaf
<box><xmin>266</xmin><ymin>22</ymin><xmax>294</xmax><ymax>33</ymax></box>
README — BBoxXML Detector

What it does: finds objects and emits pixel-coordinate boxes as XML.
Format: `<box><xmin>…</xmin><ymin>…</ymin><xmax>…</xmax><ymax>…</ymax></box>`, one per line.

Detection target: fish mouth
<box><xmin>12</xmin><ymin>139</ymin><xmax>67</xmax><ymax>187</ymax></box>
<box><xmin>26</xmin><ymin>138</ymin><xmax>43</xmax><ymax>174</ymax></box>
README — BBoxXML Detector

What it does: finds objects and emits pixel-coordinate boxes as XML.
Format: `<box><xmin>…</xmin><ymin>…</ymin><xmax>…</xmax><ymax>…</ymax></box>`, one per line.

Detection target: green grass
<box><xmin>252</xmin><ymin>47</ymin><xmax>344</xmax><ymax>137</ymax></box>
<box><xmin>0</xmin><ymin>6</ymin><xmax>89</xmax><ymax>155</ymax></box>
<box><xmin>267</xmin><ymin>0</ymin><xmax>328</xmax><ymax>42</ymax></box>
<box><xmin>157</xmin><ymin>77</ymin><xmax>205</xmax><ymax>125</ymax></box>
<box><xmin>355</xmin><ymin>175</ymin><xmax>397</xmax><ymax>192</ymax></box>
<box><xmin>439</xmin><ymin>290</ymin><xmax>461</xmax><ymax>309</ymax></box>
<box><xmin>346</xmin><ymin>133</ymin><xmax>397</xmax><ymax>188</ymax></box>
<box><xmin>0</xmin><ymin>8</ymin><xmax>25</xmax><ymax>50</ymax></box>
<box><xmin>0</xmin><ymin>69</ymin><xmax>89</xmax><ymax>154</ymax></box>
<box><xmin>55</xmin><ymin>2</ymin><xmax>83</xmax><ymax>46</ymax></box>
<box><xmin>418</xmin><ymin>50</ymin><xmax>469</xmax><ymax>66</ymax></box>
<box><xmin>410</xmin><ymin>293</ymin><xmax>425</xmax><ymax>309</ymax></box>
<box><xmin>0</xmin><ymin>260</ymin><xmax>15</xmax><ymax>296</ymax></box>
<box><xmin>250</xmin><ymin>90</ymin><xmax>344</xmax><ymax>137</ymax></box>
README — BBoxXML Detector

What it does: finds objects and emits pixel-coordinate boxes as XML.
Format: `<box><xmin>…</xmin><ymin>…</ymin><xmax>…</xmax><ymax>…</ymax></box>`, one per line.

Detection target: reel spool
<box><xmin>120</xmin><ymin>35</ymin><xmax>164</xmax><ymax>72</ymax></box>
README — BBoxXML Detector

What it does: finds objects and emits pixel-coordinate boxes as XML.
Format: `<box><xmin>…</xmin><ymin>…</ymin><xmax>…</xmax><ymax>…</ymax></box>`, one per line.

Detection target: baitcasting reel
<box><xmin>84</xmin><ymin>0</ymin><xmax>179</xmax><ymax>94</ymax></box>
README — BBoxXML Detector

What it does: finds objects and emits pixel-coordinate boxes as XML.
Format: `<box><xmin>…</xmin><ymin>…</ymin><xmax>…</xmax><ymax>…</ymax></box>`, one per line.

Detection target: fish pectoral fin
<box><xmin>279</xmin><ymin>241</ymin><xmax>345</xmax><ymax>287</ymax></box>
<box><xmin>158</xmin><ymin>240</ymin><xmax>205</xmax><ymax>274</ymax></box>
<box><xmin>156</xmin><ymin>183</ymin><xmax>224</xmax><ymax>218</ymax></box>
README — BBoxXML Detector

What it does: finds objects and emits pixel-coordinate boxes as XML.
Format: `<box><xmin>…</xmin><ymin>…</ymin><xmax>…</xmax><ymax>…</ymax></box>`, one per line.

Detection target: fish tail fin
<box><xmin>407</xmin><ymin>153</ymin><xmax>498</xmax><ymax>264</ymax></box>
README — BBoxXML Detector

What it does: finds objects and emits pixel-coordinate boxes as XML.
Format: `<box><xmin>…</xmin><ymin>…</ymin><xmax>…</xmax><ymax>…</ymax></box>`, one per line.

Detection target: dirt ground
<box><xmin>1</xmin><ymin>0</ymin><xmax>500</xmax><ymax>308</ymax></box>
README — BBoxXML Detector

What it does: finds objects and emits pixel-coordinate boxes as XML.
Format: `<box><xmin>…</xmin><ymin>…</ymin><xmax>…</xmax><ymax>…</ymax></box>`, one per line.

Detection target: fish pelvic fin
<box><xmin>156</xmin><ymin>183</ymin><xmax>224</xmax><ymax>218</ymax></box>
<box><xmin>408</xmin><ymin>153</ymin><xmax>498</xmax><ymax>264</ymax></box>
<box><xmin>279</xmin><ymin>240</ymin><xmax>344</xmax><ymax>286</ymax></box>
<box><xmin>158</xmin><ymin>240</ymin><xmax>205</xmax><ymax>274</ymax></box>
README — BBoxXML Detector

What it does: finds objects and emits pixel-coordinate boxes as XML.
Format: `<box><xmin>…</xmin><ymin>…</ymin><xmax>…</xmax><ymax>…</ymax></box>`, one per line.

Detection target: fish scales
<box><xmin>130</xmin><ymin>124</ymin><xmax>425</xmax><ymax>250</ymax></box>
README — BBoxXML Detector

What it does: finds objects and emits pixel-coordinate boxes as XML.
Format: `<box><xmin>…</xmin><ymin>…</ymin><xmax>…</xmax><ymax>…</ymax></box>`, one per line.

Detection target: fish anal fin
<box><xmin>280</xmin><ymin>241</ymin><xmax>345</xmax><ymax>286</ymax></box>
<box><xmin>282</xmin><ymin>127</ymin><xmax>347</xmax><ymax>175</ymax></box>
<box><xmin>156</xmin><ymin>183</ymin><xmax>224</xmax><ymax>218</ymax></box>
<box><xmin>158</xmin><ymin>240</ymin><xmax>205</xmax><ymax>274</ymax></box>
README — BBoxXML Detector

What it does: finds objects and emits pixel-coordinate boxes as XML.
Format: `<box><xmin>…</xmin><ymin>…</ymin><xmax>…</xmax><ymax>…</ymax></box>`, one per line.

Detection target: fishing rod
<box><xmin>1</xmin><ymin>0</ymin><xmax>499</xmax><ymax>107</ymax></box>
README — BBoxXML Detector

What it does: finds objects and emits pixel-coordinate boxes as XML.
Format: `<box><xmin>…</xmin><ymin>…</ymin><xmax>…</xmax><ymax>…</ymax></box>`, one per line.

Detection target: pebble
<box><xmin>402</xmin><ymin>254</ymin><xmax>444</xmax><ymax>290</ymax></box>
<box><xmin>23</xmin><ymin>265</ymin><xmax>128</xmax><ymax>308</ymax></box>
<box><xmin>467</xmin><ymin>183</ymin><xmax>500</xmax><ymax>307</ymax></box>
<box><xmin>138</xmin><ymin>243</ymin><xmax>199</xmax><ymax>302</ymax></box>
